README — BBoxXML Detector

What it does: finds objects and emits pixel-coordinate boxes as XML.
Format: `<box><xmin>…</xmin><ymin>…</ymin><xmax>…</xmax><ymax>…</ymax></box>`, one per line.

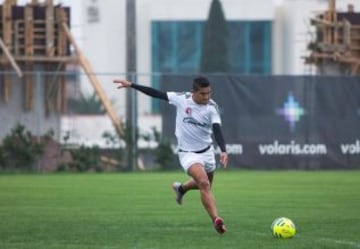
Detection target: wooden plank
<box><xmin>0</xmin><ymin>66</ymin><xmax>4</xmax><ymax>103</ymax></box>
<box><xmin>328</xmin><ymin>0</ymin><xmax>336</xmax><ymax>14</ymax></box>
<box><xmin>45</xmin><ymin>0</ymin><xmax>55</xmax><ymax>56</ymax></box>
<box><xmin>0</xmin><ymin>56</ymin><xmax>76</xmax><ymax>63</ymax></box>
<box><xmin>330</xmin><ymin>0</ymin><xmax>337</xmax><ymax>45</ymax></box>
<box><xmin>24</xmin><ymin>5</ymin><xmax>34</xmax><ymax>110</ymax></box>
<box><xmin>8</xmin><ymin>0</ymin><xmax>17</xmax><ymax>5</ymax></box>
<box><xmin>311</xmin><ymin>18</ymin><xmax>343</xmax><ymax>28</ymax></box>
<box><xmin>45</xmin><ymin>63</ymin><xmax>62</xmax><ymax>115</ymax></box>
<box><xmin>44</xmin><ymin>63</ymin><xmax>65</xmax><ymax>115</ymax></box>
<box><xmin>55</xmin><ymin>8</ymin><xmax>68</xmax><ymax>113</ymax></box>
<box><xmin>322</xmin><ymin>0</ymin><xmax>337</xmax><ymax>46</ymax></box>
<box><xmin>24</xmin><ymin>4</ymin><xmax>34</xmax><ymax>56</ymax></box>
<box><xmin>3</xmin><ymin>0</ymin><xmax>14</xmax><ymax>49</ymax></box>
<box><xmin>316</xmin><ymin>42</ymin><xmax>347</xmax><ymax>53</ymax></box>
<box><xmin>56</xmin><ymin>8</ymin><xmax>67</xmax><ymax>57</ymax></box>
<box><xmin>342</xmin><ymin>21</ymin><xmax>351</xmax><ymax>48</ymax></box>
<box><xmin>58</xmin><ymin>63</ymin><xmax>66</xmax><ymax>113</ymax></box>
<box><xmin>43</xmin><ymin>63</ymin><xmax>61</xmax><ymax>116</ymax></box>
<box><xmin>61</xmin><ymin>22</ymin><xmax>125</xmax><ymax>138</ymax></box>
<box><xmin>0</xmin><ymin>37</ymin><xmax>23</xmax><ymax>77</ymax></box>
<box><xmin>309</xmin><ymin>51</ymin><xmax>360</xmax><ymax>63</ymax></box>
<box><xmin>14</xmin><ymin>20</ymin><xmax>21</xmax><ymax>55</ymax></box>
<box><xmin>1</xmin><ymin>65</ymin><xmax>11</xmax><ymax>103</ymax></box>
<box><xmin>24</xmin><ymin>63</ymin><xmax>33</xmax><ymax>110</ymax></box>
<box><xmin>2</xmin><ymin>0</ymin><xmax>15</xmax><ymax>102</ymax></box>
<box><xmin>44</xmin><ymin>68</ymin><xmax>51</xmax><ymax>115</ymax></box>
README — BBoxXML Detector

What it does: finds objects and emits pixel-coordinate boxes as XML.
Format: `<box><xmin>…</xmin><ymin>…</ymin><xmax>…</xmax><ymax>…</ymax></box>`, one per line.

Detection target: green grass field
<box><xmin>0</xmin><ymin>170</ymin><xmax>359</xmax><ymax>249</ymax></box>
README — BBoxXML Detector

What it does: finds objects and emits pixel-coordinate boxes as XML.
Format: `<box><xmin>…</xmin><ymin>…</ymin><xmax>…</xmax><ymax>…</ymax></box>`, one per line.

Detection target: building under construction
<box><xmin>0</xmin><ymin>0</ymin><xmax>123</xmax><ymax>142</ymax></box>
<box><xmin>305</xmin><ymin>0</ymin><xmax>360</xmax><ymax>75</ymax></box>
<box><xmin>0</xmin><ymin>0</ymin><xmax>72</xmax><ymax>112</ymax></box>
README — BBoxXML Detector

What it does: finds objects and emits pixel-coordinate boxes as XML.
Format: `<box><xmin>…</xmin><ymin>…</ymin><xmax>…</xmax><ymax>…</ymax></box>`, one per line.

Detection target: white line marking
<box><xmin>254</xmin><ymin>231</ymin><xmax>360</xmax><ymax>248</ymax></box>
<box><xmin>318</xmin><ymin>237</ymin><xmax>360</xmax><ymax>248</ymax></box>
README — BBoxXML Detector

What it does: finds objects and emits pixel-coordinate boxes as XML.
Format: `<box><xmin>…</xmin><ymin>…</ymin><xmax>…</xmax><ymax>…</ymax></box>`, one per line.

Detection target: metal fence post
<box><xmin>126</xmin><ymin>0</ymin><xmax>138</xmax><ymax>171</ymax></box>
<box><xmin>35</xmin><ymin>71</ymin><xmax>42</xmax><ymax>172</ymax></box>
<box><xmin>127</xmin><ymin>73</ymin><xmax>138</xmax><ymax>171</ymax></box>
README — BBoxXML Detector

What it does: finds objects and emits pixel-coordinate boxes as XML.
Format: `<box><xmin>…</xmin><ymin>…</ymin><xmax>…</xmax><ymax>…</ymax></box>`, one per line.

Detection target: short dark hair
<box><xmin>193</xmin><ymin>76</ymin><xmax>210</xmax><ymax>91</ymax></box>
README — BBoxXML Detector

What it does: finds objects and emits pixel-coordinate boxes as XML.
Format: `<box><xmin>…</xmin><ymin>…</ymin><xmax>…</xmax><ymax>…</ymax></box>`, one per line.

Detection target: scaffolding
<box><xmin>0</xmin><ymin>0</ymin><xmax>72</xmax><ymax>111</ymax></box>
<box><xmin>305</xmin><ymin>0</ymin><xmax>360</xmax><ymax>75</ymax></box>
<box><xmin>0</xmin><ymin>0</ymin><xmax>124</xmax><ymax>137</ymax></box>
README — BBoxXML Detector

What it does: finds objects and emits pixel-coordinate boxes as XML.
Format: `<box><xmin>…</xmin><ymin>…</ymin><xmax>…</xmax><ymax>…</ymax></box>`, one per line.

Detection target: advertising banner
<box><xmin>160</xmin><ymin>75</ymin><xmax>360</xmax><ymax>169</ymax></box>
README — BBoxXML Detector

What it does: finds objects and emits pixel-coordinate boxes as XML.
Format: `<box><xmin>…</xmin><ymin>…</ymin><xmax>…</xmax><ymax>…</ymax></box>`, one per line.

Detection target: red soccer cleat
<box><xmin>214</xmin><ymin>217</ymin><xmax>227</xmax><ymax>234</ymax></box>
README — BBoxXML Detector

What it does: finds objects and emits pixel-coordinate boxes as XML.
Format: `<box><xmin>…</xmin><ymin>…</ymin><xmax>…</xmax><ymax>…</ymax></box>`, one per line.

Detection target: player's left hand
<box><xmin>219</xmin><ymin>152</ymin><xmax>228</xmax><ymax>168</ymax></box>
<box><xmin>113</xmin><ymin>79</ymin><xmax>132</xmax><ymax>88</ymax></box>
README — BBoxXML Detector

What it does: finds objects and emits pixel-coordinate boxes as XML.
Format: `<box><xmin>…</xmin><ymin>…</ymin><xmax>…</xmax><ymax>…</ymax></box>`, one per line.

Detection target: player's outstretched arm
<box><xmin>113</xmin><ymin>79</ymin><xmax>168</xmax><ymax>101</ymax></box>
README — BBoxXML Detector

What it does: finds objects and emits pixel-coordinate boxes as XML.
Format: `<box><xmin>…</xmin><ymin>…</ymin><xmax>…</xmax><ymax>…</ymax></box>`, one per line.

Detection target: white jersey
<box><xmin>167</xmin><ymin>91</ymin><xmax>221</xmax><ymax>151</ymax></box>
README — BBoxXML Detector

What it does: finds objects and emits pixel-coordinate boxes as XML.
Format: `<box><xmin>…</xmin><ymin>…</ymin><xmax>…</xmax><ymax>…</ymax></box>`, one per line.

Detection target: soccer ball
<box><xmin>271</xmin><ymin>217</ymin><xmax>296</xmax><ymax>239</ymax></box>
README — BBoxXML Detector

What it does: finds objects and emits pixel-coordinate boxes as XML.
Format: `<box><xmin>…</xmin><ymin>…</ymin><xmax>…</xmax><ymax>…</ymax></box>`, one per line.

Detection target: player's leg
<box><xmin>173</xmin><ymin>149</ymin><xmax>215</xmax><ymax>204</ymax></box>
<box><xmin>180</xmin><ymin>178</ymin><xmax>197</xmax><ymax>190</ymax></box>
<box><xmin>187</xmin><ymin>163</ymin><xmax>218</xmax><ymax>220</ymax></box>
<box><xmin>181</xmin><ymin>171</ymin><xmax>214</xmax><ymax>191</ymax></box>
<box><xmin>172</xmin><ymin>171</ymin><xmax>214</xmax><ymax>204</ymax></box>
<box><xmin>187</xmin><ymin>163</ymin><xmax>226</xmax><ymax>234</ymax></box>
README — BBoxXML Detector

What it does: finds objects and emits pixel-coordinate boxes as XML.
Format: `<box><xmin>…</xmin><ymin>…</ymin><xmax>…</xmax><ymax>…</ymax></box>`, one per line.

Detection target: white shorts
<box><xmin>178</xmin><ymin>146</ymin><xmax>216</xmax><ymax>173</ymax></box>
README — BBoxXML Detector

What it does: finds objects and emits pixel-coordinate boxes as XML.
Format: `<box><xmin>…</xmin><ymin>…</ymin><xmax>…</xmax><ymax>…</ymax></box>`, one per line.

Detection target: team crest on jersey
<box><xmin>185</xmin><ymin>107</ymin><xmax>192</xmax><ymax>115</ymax></box>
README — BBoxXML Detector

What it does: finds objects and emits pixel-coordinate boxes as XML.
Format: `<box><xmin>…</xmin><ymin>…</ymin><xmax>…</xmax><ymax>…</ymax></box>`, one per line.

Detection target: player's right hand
<box><xmin>219</xmin><ymin>152</ymin><xmax>228</xmax><ymax>168</ymax></box>
<box><xmin>113</xmin><ymin>79</ymin><xmax>132</xmax><ymax>88</ymax></box>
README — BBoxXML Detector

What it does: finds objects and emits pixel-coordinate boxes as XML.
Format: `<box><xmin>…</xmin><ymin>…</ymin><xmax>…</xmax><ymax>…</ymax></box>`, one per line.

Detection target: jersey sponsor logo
<box><xmin>183</xmin><ymin>117</ymin><xmax>207</xmax><ymax>127</ymax></box>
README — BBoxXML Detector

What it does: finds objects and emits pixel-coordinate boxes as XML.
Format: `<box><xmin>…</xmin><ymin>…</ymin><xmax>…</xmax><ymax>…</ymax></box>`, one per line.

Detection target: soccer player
<box><xmin>113</xmin><ymin>76</ymin><xmax>228</xmax><ymax>234</ymax></box>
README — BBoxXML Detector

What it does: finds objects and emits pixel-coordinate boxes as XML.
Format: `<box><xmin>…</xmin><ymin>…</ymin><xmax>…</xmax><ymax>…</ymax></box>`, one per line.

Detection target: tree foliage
<box><xmin>0</xmin><ymin>124</ymin><xmax>53</xmax><ymax>170</ymax></box>
<box><xmin>67</xmin><ymin>92</ymin><xmax>106</xmax><ymax>114</ymax></box>
<box><xmin>200</xmin><ymin>0</ymin><xmax>230</xmax><ymax>73</ymax></box>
